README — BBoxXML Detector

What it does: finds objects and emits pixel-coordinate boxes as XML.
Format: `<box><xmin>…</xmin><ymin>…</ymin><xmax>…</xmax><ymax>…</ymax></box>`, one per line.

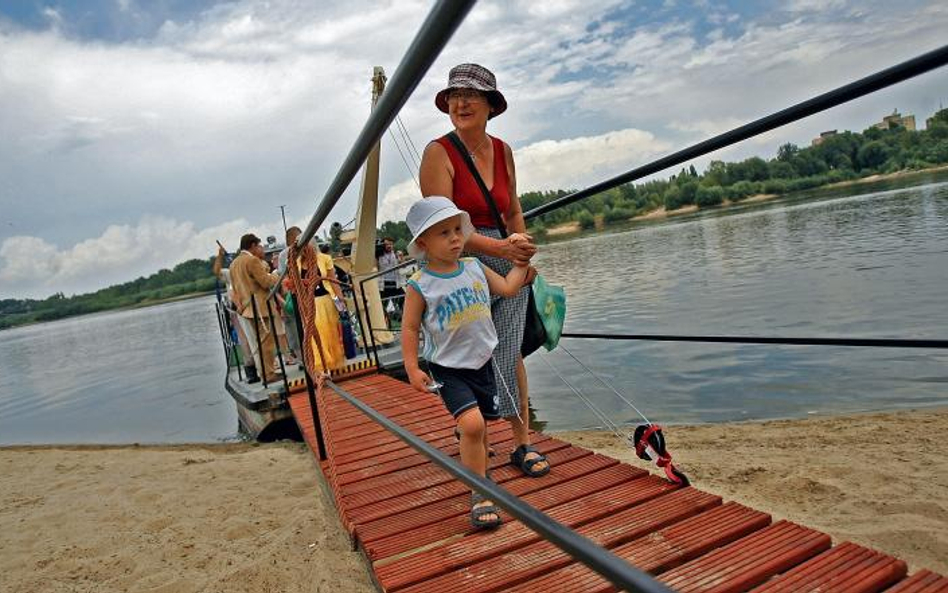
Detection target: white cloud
<box><xmin>515</xmin><ymin>128</ymin><xmax>672</xmax><ymax>192</ymax></box>
<box><xmin>0</xmin><ymin>216</ymin><xmax>284</xmax><ymax>297</ymax></box>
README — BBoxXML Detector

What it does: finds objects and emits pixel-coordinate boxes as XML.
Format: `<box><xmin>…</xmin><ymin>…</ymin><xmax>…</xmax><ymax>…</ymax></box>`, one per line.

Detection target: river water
<box><xmin>2</xmin><ymin>178</ymin><xmax>947</xmax><ymax>443</ymax></box>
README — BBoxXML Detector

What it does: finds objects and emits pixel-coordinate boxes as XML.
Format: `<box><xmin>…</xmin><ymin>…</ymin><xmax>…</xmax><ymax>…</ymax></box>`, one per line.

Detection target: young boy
<box><xmin>401</xmin><ymin>196</ymin><xmax>529</xmax><ymax>530</ymax></box>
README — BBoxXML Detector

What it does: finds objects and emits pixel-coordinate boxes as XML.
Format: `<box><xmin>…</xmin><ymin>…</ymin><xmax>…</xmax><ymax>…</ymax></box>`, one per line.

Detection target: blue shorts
<box><xmin>428</xmin><ymin>361</ymin><xmax>500</xmax><ymax>421</ymax></box>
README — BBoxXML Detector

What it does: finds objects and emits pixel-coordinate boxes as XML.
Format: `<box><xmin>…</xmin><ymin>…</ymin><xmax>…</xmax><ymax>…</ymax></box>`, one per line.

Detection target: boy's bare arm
<box><xmin>483</xmin><ymin>262</ymin><xmax>529</xmax><ymax>298</ymax></box>
<box><xmin>401</xmin><ymin>287</ymin><xmax>433</xmax><ymax>392</ymax></box>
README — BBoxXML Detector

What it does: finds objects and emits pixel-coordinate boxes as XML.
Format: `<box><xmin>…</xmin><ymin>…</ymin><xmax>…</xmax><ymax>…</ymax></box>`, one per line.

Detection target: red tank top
<box><xmin>434</xmin><ymin>135</ymin><xmax>511</xmax><ymax>229</ymax></box>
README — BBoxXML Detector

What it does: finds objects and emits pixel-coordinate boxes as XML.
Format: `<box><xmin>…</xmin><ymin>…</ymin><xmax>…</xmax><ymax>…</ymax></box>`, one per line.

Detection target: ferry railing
<box><xmin>213</xmin><ymin>301</ymin><xmax>242</xmax><ymax>379</ymax></box>
<box><xmin>356</xmin><ymin>257</ymin><xmax>419</xmax><ymax>365</ymax></box>
<box><xmin>289</xmin><ymin>292</ymin><xmax>328</xmax><ymax>460</ymax></box>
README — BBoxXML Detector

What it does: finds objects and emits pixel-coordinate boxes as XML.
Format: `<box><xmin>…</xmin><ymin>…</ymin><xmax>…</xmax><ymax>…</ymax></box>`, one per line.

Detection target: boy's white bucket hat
<box><xmin>406</xmin><ymin>196</ymin><xmax>474</xmax><ymax>259</ymax></box>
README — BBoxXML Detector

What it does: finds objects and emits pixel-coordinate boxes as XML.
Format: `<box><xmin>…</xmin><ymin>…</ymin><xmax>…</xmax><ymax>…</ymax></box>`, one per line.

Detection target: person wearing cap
<box><xmin>229</xmin><ymin>233</ymin><xmax>282</xmax><ymax>383</ymax></box>
<box><xmin>419</xmin><ymin>63</ymin><xmax>549</xmax><ymax>478</ymax></box>
<box><xmin>401</xmin><ymin>196</ymin><xmax>529</xmax><ymax>530</ymax></box>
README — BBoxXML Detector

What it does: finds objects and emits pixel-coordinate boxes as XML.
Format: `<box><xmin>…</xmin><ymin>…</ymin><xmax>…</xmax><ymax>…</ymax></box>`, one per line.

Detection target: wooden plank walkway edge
<box><xmin>288</xmin><ymin>373</ymin><xmax>947</xmax><ymax>593</ymax></box>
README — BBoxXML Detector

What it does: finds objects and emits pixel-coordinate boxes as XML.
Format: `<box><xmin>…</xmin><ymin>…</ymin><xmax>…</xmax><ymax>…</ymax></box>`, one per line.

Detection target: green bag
<box><xmin>283</xmin><ymin>293</ymin><xmax>295</xmax><ymax>317</ymax></box>
<box><xmin>532</xmin><ymin>274</ymin><xmax>566</xmax><ymax>351</ymax></box>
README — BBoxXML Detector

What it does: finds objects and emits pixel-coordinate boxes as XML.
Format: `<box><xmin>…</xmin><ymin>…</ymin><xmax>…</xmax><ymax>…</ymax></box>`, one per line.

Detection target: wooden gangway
<box><xmin>288</xmin><ymin>373</ymin><xmax>947</xmax><ymax>593</ymax></box>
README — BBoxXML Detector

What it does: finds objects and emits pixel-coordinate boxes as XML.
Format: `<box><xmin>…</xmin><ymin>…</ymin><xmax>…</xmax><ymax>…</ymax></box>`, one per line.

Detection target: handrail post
<box><xmin>223</xmin><ymin>303</ymin><xmax>243</xmax><ymax>381</ymax></box>
<box><xmin>347</xmin><ymin>282</ymin><xmax>367</xmax><ymax>361</ymax></box>
<box><xmin>292</xmin><ymin>291</ymin><xmax>327</xmax><ymax>460</ymax></box>
<box><xmin>359</xmin><ymin>276</ymin><xmax>381</xmax><ymax>367</ymax></box>
<box><xmin>250</xmin><ymin>297</ymin><xmax>268</xmax><ymax>389</ymax></box>
<box><xmin>266</xmin><ymin>297</ymin><xmax>291</xmax><ymax>396</ymax></box>
<box><xmin>214</xmin><ymin>302</ymin><xmax>231</xmax><ymax>368</ymax></box>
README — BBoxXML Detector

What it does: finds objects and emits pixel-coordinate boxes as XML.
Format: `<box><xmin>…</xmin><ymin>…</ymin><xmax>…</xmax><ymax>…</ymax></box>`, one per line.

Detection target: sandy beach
<box><xmin>559</xmin><ymin>407</ymin><xmax>948</xmax><ymax>575</ymax></box>
<box><xmin>0</xmin><ymin>443</ymin><xmax>373</xmax><ymax>593</ymax></box>
<box><xmin>2</xmin><ymin>409</ymin><xmax>946</xmax><ymax>592</ymax></box>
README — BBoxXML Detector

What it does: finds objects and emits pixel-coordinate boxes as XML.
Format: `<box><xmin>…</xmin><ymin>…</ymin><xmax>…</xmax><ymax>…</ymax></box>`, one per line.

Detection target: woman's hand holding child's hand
<box><xmin>503</xmin><ymin>233</ymin><xmax>536</xmax><ymax>266</ymax></box>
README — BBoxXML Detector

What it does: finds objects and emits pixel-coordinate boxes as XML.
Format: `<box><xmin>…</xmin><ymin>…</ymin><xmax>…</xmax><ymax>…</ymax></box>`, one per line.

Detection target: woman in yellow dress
<box><xmin>299</xmin><ymin>244</ymin><xmax>346</xmax><ymax>372</ymax></box>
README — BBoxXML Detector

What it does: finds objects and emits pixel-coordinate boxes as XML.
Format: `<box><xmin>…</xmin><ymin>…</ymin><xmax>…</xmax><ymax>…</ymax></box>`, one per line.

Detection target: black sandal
<box><xmin>510</xmin><ymin>444</ymin><xmax>551</xmax><ymax>477</ymax></box>
<box><xmin>470</xmin><ymin>492</ymin><xmax>502</xmax><ymax>530</ymax></box>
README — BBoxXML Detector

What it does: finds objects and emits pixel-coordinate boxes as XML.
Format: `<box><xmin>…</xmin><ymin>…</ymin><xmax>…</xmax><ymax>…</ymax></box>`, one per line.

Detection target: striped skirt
<box><xmin>474</xmin><ymin>227</ymin><xmax>529</xmax><ymax>418</ymax></box>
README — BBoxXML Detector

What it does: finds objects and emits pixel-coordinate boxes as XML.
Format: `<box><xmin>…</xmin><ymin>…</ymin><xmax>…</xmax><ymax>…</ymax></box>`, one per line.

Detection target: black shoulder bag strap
<box><xmin>445</xmin><ymin>132</ymin><xmax>508</xmax><ymax>238</ymax></box>
<box><xmin>444</xmin><ymin>132</ymin><xmax>547</xmax><ymax>357</ymax></box>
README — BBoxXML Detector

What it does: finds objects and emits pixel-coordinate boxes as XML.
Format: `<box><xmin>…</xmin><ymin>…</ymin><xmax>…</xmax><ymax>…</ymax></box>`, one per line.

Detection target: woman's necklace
<box><xmin>459</xmin><ymin>133</ymin><xmax>489</xmax><ymax>159</ymax></box>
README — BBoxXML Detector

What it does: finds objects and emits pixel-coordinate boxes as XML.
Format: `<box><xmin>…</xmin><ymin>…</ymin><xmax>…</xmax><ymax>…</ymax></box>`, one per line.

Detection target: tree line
<box><xmin>520</xmin><ymin>107</ymin><xmax>948</xmax><ymax>232</ymax></box>
<box><xmin>0</xmin><ymin>258</ymin><xmax>218</xmax><ymax>330</ymax></box>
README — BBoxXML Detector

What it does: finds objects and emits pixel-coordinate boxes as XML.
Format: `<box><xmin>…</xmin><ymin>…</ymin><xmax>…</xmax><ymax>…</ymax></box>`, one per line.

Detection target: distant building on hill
<box><xmin>874</xmin><ymin>109</ymin><xmax>916</xmax><ymax>131</ymax></box>
<box><xmin>811</xmin><ymin>130</ymin><xmax>838</xmax><ymax>146</ymax></box>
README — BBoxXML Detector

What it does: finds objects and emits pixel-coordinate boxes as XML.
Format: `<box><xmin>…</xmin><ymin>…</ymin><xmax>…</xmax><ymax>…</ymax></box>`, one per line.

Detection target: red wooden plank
<box><xmin>359</xmin><ymin>454</ymin><xmax>623</xmax><ymax>545</ymax></box>
<box><xmin>658</xmin><ymin>520</ymin><xmax>832</xmax><ymax>593</ymax></box>
<box><xmin>392</xmin><ymin>488</ymin><xmax>720</xmax><ymax>593</ymax></box>
<box><xmin>357</xmin><ymin>444</ymin><xmax>595</xmax><ymax>553</ymax></box>
<box><xmin>334</xmin><ymin>424</ymin><xmax>516</xmax><ymax>484</ymax></box>
<box><xmin>375</xmin><ymin>476</ymin><xmax>692</xmax><ymax>591</ymax></box>
<box><xmin>338</xmin><ymin>437</ymin><xmax>564</xmax><ymax>505</ymax></box>
<box><xmin>886</xmin><ymin>571</ymin><xmax>948</xmax><ymax>593</ymax></box>
<box><xmin>350</xmin><ymin>447</ymin><xmax>632</xmax><ymax>530</ymax></box>
<box><xmin>502</xmin><ymin>502</ymin><xmax>771</xmax><ymax>593</ymax></box>
<box><xmin>751</xmin><ymin>541</ymin><xmax>907</xmax><ymax>592</ymax></box>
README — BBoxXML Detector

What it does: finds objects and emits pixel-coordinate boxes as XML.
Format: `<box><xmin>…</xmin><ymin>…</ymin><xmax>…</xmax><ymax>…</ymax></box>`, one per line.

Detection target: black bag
<box><xmin>445</xmin><ymin>132</ymin><xmax>547</xmax><ymax>357</ymax></box>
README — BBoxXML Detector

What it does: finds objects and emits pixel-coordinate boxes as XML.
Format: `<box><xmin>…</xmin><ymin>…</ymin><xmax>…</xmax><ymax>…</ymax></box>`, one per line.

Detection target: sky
<box><xmin>1</xmin><ymin>0</ymin><xmax>947</xmax><ymax>299</ymax></box>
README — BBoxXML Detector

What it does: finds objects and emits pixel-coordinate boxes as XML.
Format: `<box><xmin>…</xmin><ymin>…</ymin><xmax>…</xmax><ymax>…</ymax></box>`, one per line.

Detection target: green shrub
<box><xmin>577</xmin><ymin>211</ymin><xmax>596</xmax><ymax>229</ymax></box>
<box><xmin>695</xmin><ymin>185</ymin><xmax>725</xmax><ymax>207</ymax></box>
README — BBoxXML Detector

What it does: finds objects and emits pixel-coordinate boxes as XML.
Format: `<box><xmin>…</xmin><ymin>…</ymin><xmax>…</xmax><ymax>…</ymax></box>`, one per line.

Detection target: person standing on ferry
<box><xmin>418</xmin><ymin>63</ymin><xmax>550</xmax><ymax>477</ymax></box>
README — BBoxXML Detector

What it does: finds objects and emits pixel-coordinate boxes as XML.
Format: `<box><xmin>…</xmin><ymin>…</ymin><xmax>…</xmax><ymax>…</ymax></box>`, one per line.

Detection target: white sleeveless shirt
<box><xmin>406</xmin><ymin>258</ymin><xmax>498</xmax><ymax>369</ymax></box>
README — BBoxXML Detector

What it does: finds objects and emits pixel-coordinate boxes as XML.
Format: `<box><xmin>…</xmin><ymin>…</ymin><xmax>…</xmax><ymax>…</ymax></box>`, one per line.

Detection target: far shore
<box><xmin>542</xmin><ymin>164</ymin><xmax>948</xmax><ymax>237</ymax></box>
<box><xmin>2</xmin><ymin>407</ymin><xmax>945</xmax><ymax>591</ymax></box>
<box><xmin>0</xmin><ymin>289</ymin><xmax>216</xmax><ymax>332</ymax></box>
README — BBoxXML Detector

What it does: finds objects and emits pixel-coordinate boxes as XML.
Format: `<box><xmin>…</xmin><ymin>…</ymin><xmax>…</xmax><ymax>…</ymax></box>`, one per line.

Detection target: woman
<box><xmin>292</xmin><ymin>242</ymin><xmax>346</xmax><ymax>372</ymax></box>
<box><xmin>419</xmin><ymin>63</ymin><xmax>550</xmax><ymax>478</ymax></box>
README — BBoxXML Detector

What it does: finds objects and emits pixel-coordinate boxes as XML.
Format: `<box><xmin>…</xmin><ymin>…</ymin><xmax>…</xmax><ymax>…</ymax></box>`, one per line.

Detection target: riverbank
<box><xmin>559</xmin><ymin>406</ymin><xmax>948</xmax><ymax>574</ymax></box>
<box><xmin>0</xmin><ymin>289</ymin><xmax>215</xmax><ymax>332</ymax></box>
<box><xmin>542</xmin><ymin>164</ymin><xmax>948</xmax><ymax>236</ymax></box>
<box><xmin>2</xmin><ymin>409</ymin><xmax>945</xmax><ymax>591</ymax></box>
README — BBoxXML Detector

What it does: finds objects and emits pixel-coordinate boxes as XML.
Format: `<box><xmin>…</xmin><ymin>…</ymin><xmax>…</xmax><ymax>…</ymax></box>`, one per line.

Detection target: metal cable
<box><xmin>559</xmin><ymin>344</ymin><xmax>651</xmax><ymax>426</ymax></box>
<box><xmin>388</xmin><ymin>127</ymin><xmax>422</xmax><ymax>192</ymax></box>
<box><xmin>561</xmin><ymin>332</ymin><xmax>948</xmax><ymax>349</ymax></box>
<box><xmin>396</xmin><ymin>114</ymin><xmax>423</xmax><ymax>165</ymax></box>
<box><xmin>536</xmin><ymin>351</ymin><xmax>625</xmax><ymax>438</ymax></box>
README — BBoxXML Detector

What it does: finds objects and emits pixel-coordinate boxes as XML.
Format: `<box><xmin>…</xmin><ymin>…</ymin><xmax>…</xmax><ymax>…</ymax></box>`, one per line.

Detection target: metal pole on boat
<box><xmin>291</xmin><ymin>298</ymin><xmax>327</xmax><ymax>460</ymax></box>
<box><xmin>266</xmin><ymin>298</ymin><xmax>291</xmax><ymax>396</ymax></box>
<box><xmin>250</xmin><ymin>297</ymin><xmax>268</xmax><ymax>389</ymax></box>
<box><xmin>359</xmin><ymin>279</ymin><xmax>381</xmax><ymax>367</ymax></box>
<box><xmin>222</xmin><ymin>304</ymin><xmax>243</xmax><ymax>381</ymax></box>
<box><xmin>214</xmin><ymin>302</ymin><xmax>231</xmax><ymax>368</ymax></box>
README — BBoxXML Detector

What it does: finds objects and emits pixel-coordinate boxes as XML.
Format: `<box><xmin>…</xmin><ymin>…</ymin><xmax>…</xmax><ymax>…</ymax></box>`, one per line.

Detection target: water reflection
<box><xmin>0</xmin><ymin>297</ymin><xmax>237</xmax><ymax>444</ymax></box>
<box><xmin>529</xmin><ymin>180</ymin><xmax>948</xmax><ymax>430</ymax></box>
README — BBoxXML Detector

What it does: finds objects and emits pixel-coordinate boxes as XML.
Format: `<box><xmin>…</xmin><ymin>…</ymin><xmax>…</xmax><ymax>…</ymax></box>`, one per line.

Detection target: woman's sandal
<box><xmin>470</xmin><ymin>492</ymin><xmax>502</xmax><ymax>530</ymax></box>
<box><xmin>510</xmin><ymin>444</ymin><xmax>551</xmax><ymax>477</ymax></box>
